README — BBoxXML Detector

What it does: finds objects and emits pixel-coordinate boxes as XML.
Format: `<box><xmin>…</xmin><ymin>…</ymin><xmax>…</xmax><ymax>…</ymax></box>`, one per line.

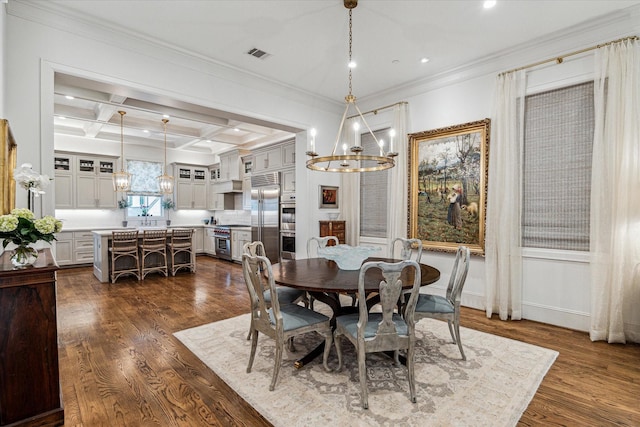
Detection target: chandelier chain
<box><xmin>348</xmin><ymin>9</ymin><xmax>353</xmax><ymax>97</ymax></box>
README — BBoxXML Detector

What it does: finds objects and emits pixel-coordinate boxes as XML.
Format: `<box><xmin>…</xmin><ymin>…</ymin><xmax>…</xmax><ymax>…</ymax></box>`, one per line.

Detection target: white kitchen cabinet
<box><xmin>204</xmin><ymin>227</ymin><xmax>216</xmax><ymax>255</ymax></box>
<box><xmin>174</xmin><ymin>164</ymin><xmax>208</xmax><ymax>209</ymax></box>
<box><xmin>231</xmin><ymin>229</ymin><xmax>252</xmax><ymax>262</ymax></box>
<box><xmin>242</xmin><ymin>177</ymin><xmax>252</xmax><ymax>211</ymax></box>
<box><xmin>73</xmin><ymin>231</ymin><xmax>95</xmax><ymax>263</ymax></box>
<box><xmin>282</xmin><ymin>140</ymin><xmax>296</xmax><ymax>167</ymax></box>
<box><xmin>209</xmin><ymin>164</ymin><xmax>221</xmax><ymax>182</ymax></box>
<box><xmin>56</xmin><ymin>153</ymin><xmax>117</xmax><ymax>209</ymax></box>
<box><xmin>282</xmin><ymin>169</ymin><xmax>295</xmax><ymax>193</ymax></box>
<box><xmin>54</xmin><ymin>232</ymin><xmax>73</xmax><ymax>266</ymax></box>
<box><xmin>253</xmin><ymin>146</ymin><xmax>283</xmax><ymax>174</ymax></box>
<box><xmin>193</xmin><ymin>227</ymin><xmax>204</xmax><ymax>253</ymax></box>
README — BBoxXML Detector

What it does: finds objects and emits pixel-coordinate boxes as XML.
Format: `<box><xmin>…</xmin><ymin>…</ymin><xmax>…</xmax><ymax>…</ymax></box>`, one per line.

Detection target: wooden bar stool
<box><xmin>110</xmin><ymin>230</ymin><xmax>141</xmax><ymax>282</ymax></box>
<box><xmin>140</xmin><ymin>229</ymin><xmax>169</xmax><ymax>279</ymax></box>
<box><xmin>167</xmin><ymin>228</ymin><xmax>195</xmax><ymax>276</ymax></box>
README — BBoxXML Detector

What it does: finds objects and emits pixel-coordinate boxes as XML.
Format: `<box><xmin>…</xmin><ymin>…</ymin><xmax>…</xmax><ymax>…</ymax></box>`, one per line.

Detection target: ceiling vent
<box><xmin>247</xmin><ymin>48</ymin><xmax>271</xmax><ymax>60</ymax></box>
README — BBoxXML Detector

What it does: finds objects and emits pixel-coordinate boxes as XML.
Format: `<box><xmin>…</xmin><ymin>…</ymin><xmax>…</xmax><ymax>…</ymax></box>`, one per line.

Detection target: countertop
<box><xmin>61</xmin><ymin>224</ymin><xmax>204</xmax><ymax>233</ymax></box>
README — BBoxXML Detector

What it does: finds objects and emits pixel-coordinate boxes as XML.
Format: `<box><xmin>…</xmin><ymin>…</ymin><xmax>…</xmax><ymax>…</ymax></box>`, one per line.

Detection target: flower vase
<box><xmin>11</xmin><ymin>245</ymin><xmax>39</xmax><ymax>269</ymax></box>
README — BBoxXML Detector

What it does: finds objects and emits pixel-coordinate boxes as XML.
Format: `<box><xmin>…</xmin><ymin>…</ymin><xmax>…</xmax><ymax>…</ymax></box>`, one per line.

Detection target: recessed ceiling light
<box><xmin>421</xmin><ymin>57</ymin><xmax>430</xmax><ymax>64</ymax></box>
<box><xmin>65</xmin><ymin>95</ymin><xmax>74</xmax><ymax>100</ymax></box>
<box><xmin>59</xmin><ymin>116</ymin><xmax>66</xmax><ymax>120</ymax></box>
<box><xmin>143</xmin><ymin>129</ymin><xmax>149</xmax><ymax>133</ymax></box>
<box><xmin>162</xmin><ymin>114</ymin><xmax>170</xmax><ymax>119</ymax></box>
<box><xmin>392</xmin><ymin>59</ymin><xmax>400</xmax><ymax>64</ymax></box>
<box><xmin>233</xmin><ymin>128</ymin><xmax>240</xmax><ymax>132</ymax></box>
<box><xmin>483</xmin><ymin>0</ymin><xmax>496</xmax><ymax>9</ymax></box>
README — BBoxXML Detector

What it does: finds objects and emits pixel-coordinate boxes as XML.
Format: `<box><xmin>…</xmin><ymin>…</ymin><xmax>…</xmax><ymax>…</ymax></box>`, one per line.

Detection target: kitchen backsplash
<box><xmin>215</xmin><ymin>210</ymin><xmax>251</xmax><ymax>226</ymax></box>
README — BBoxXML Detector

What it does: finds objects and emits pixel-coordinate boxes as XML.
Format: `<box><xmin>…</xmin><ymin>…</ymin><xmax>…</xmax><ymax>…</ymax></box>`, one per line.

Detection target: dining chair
<box><xmin>412</xmin><ymin>245</ymin><xmax>470</xmax><ymax>360</ymax></box>
<box><xmin>306</xmin><ymin>236</ymin><xmax>339</xmax><ymax>257</ymax></box>
<box><xmin>242</xmin><ymin>252</ymin><xmax>333</xmax><ymax>391</ymax></box>
<box><xmin>167</xmin><ymin>228</ymin><xmax>195</xmax><ymax>276</ymax></box>
<box><xmin>243</xmin><ymin>241</ymin><xmax>306</xmax><ymax>341</ymax></box>
<box><xmin>110</xmin><ymin>230</ymin><xmax>141</xmax><ymax>282</ymax></box>
<box><xmin>307</xmin><ymin>236</ymin><xmax>350</xmax><ymax>307</ymax></box>
<box><xmin>389</xmin><ymin>237</ymin><xmax>423</xmax><ymax>263</ymax></box>
<box><xmin>140</xmin><ymin>229</ymin><xmax>169</xmax><ymax>279</ymax></box>
<box><xmin>334</xmin><ymin>259</ymin><xmax>422</xmax><ymax>409</ymax></box>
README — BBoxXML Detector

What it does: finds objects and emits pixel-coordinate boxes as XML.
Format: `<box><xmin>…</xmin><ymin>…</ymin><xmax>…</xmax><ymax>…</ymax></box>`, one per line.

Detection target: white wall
<box><xmin>0</xmin><ymin>2</ymin><xmax>6</xmax><ymax>118</ymax></box>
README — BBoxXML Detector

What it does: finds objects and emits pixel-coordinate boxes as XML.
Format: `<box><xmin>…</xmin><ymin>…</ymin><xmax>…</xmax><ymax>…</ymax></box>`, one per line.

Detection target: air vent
<box><xmin>247</xmin><ymin>48</ymin><xmax>271</xmax><ymax>60</ymax></box>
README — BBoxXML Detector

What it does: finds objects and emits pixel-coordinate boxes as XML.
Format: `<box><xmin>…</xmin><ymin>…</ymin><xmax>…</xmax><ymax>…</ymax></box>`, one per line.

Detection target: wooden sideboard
<box><xmin>0</xmin><ymin>249</ymin><xmax>64</xmax><ymax>426</ymax></box>
<box><xmin>319</xmin><ymin>220</ymin><xmax>346</xmax><ymax>245</ymax></box>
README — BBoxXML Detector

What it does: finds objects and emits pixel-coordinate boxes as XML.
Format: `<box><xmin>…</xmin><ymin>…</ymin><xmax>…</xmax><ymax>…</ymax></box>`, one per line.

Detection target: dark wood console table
<box><xmin>0</xmin><ymin>249</ymin><xmax>64</xmax><ymax>426</ymax></box>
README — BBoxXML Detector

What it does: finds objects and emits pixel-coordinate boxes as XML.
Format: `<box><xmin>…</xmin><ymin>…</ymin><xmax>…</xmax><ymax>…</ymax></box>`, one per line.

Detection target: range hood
<box><xmin>212</xmin><ymin>180</ymin><xmax>243</xmax><ymax>194</ymax></box>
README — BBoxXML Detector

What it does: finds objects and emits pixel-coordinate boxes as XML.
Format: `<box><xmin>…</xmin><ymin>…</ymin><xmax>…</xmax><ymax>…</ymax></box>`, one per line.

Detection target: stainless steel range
<box><xmin>213</xmin><ymin>226</ymin><xmax>232</xmax><ymax>261</ymax></box>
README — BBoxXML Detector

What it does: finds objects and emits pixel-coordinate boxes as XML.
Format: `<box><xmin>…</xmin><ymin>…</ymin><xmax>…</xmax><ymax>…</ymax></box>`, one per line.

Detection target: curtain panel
<box><xmin>590</xmin><ymin>39</ymin><xmax>640</xmax><ymax>343</ymax></box>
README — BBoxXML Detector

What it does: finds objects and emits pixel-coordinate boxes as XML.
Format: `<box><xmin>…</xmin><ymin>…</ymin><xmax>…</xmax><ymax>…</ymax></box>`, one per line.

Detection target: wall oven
<box><xmin>280</xmin><ymin>202</ymin><xmax>295</xmax><ymax>231</ymax></box>
<box><xmin>213</xmin><ymin>226</ymin><xmax>232</xmax><ymax>261</ymax></box>
<box><xmin>280</xmin><ymin>231</ymin><xmax>296</xmax><ymax>260</ymax></box>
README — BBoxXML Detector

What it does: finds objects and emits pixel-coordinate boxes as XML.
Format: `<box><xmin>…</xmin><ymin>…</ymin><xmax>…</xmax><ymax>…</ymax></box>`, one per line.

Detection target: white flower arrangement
<box><xmin>13</xmin><ymin>163</ymin><xmax>51</xmax><ymax>197</ymax></box>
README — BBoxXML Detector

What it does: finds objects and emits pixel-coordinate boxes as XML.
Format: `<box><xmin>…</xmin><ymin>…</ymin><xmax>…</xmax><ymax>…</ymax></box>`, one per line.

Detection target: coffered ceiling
<box><xmin>36</xmin><ymin>0</ymin><xmax>639</xmax><ymax>156</ymax></box>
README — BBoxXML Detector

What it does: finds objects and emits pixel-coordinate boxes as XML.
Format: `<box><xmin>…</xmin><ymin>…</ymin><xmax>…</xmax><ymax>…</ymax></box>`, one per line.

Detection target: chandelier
<box><xmin>306</xmin><ymin>0</ymin><xmax>396</xmax><ymax>173</ymax></box>
<box><xmin>112</xmin><ymin>110</ymin><xmax>132</xmax><ymax>191</ymax></box>
<box><xmin>156</xmin><ymin>117</ymin><xmax>174</xmax><ymax>194</ymax></box>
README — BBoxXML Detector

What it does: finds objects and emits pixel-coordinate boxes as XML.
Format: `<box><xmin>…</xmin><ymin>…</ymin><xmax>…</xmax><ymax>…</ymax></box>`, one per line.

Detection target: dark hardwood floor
<box><xmin>55</xmin><ymin>256</ymin><xmax>640</xmax><ymax>426</ymax></box>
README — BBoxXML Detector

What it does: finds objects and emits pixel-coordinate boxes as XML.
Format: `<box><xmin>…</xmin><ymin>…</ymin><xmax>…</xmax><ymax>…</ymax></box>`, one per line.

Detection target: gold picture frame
<box><xmin>408</xmin><ymin>118</ymin><xmax>490</xmax><ymax>255</ymax></box>
<box><xmin>0</xmin><ymin>119</ymin><xmax>17</xmax><ymax>214</ymax></box>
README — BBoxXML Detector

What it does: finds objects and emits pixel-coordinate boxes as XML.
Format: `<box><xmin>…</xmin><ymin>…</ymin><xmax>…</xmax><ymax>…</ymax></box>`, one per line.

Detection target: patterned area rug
<box><xmin>175</xmin><ymin>313</ymin><xmax>557</xmax><ymax>427</ymax></box>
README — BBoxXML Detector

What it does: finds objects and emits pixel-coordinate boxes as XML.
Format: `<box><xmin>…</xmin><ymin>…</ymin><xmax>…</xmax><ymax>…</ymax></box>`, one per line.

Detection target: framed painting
<box><xmin>0</xmin><ymin>119</ymin><xmax>17</xmax><ymax>214</ymax></box>
<box><xmin>408</xmin><ymin>118</ymin><xmax>490</xmax><ymax>255</ymax></box>
<box><xmin>319</xmin><ymin>185</ymin><xmax>339</xmax><ymax>209</ymax></box>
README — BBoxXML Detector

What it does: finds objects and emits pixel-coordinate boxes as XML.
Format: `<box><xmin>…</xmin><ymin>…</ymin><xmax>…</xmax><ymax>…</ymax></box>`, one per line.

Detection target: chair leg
<box><xmin>407</xmin><ymin>340</ymin><xmax>417</xmax><ymax>403</ymax></box>
<box><xmin>334</xmin><ymin>332</ymin><xmax>343</xmax><ymax>371</ymax></box>
<box><xmin>322</xmin><ymin>329</ymin><xmax>333</xmax><ymax>372</ymax></box>
<box><xmin>447</xmin><ymin>319</ymin><xmax>456</xmax><ymax>343</ymax></box>
<box><xmin>358</xmin><ymin>347</ymin><xmax>369</xmax><ymax>409</ymax></box>
<box><xmin>270</xmin><ymin>338</ymin><xmax>284</xmax><ymax>391</ymax></box>
<box><xmin>453</xmin><ymin>320</ymin><xmax>466</xmax><ymax>360</ymax></box>
<box><xmin>247</xmin><ymin>330</ymin><xmax>258</xmax><ymax>373</ymax></box>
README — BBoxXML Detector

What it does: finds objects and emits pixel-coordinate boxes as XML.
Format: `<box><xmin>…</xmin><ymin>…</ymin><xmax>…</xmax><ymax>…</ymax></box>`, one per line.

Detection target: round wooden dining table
<box><xmin>271</xmin><ymin>257</ymin><xmax>441</xmax><ymax>367</ymax></box>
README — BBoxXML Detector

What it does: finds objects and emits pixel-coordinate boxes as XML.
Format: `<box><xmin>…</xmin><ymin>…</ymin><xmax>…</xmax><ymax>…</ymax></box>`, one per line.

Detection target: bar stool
<box><xmin>167</xmin><ymin>228</ymin><xmax>195</xmax><ymax>276</ymax></box>
<box><xmin>140</xmin><ymin>229</ymin><xmax>169</xmax><ymax>279</ymax></box>
<box><xmin>110</xmin><ymin>230</ymin><xmax>141</xmax><ymax>282</ymax></box>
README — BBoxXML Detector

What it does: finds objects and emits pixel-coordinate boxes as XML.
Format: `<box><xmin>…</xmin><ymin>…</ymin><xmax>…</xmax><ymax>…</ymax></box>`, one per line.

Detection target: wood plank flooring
<box><xmin>55</xmin><ymin>256</ymin><xmax>640</xmax><ymax>426</ymax></box>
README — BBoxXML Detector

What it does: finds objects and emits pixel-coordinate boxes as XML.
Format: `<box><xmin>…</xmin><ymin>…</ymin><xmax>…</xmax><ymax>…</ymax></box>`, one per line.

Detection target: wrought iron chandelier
<box><xmin>156</xmin><ymin>118</ymin><xmax>174</xmax><ymax>194</ymax></box>
<box><xmin>112</xmin><ymin>110</ymin><xmax>132</xmax><ymax>191</ymax></box>
<box><xmin>306</xmin><ymin>0</ymin><xmax>396</xmax><ymax>173</ymax></box>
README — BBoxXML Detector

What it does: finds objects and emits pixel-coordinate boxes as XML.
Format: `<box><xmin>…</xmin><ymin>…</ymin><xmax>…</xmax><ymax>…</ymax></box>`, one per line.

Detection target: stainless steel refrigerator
<box><xmin>251</xmin><ymin>172</ymin><xmax>280</xmax><ymax>262</ymax></box>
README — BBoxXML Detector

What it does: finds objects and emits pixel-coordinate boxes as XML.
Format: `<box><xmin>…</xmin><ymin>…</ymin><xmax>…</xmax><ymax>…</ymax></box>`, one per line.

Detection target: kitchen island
<box><xmin>92</xmin><ymin>228</ymin><xmax>197</xmax><ymax>283</ymax></box>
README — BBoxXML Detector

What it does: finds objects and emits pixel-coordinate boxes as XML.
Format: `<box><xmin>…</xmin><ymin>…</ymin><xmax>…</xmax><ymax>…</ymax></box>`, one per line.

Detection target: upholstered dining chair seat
<box><xmin>336</xmin><ymin>312</ymin><xmax>408</xmax><ymax>338</ymax></box>
<box><xmin>268</xmin><ymin>304</ymin><xmax>330</xmax><ymax>331</ymax></box>
<box><xmin>264</xmin><ymin>287</ymin><xmax>305</xmax><ymax>305</ymax></box>
<box><xmin>415</xmin><ymin>294</ymin><xmax>455</xmax><ymax>314</ymax></box>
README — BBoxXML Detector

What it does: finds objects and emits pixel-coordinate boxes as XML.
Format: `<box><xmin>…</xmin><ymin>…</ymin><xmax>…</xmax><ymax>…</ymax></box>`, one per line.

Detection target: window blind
<box><xmin>522</xmin><ymin>81</ymin><xmax>594</xmax><ymax>251</ymax></box>
<box><xmin>359</xmin><ymin>129</ymin><xmax>389</xmax><ymax>238</ymax></box>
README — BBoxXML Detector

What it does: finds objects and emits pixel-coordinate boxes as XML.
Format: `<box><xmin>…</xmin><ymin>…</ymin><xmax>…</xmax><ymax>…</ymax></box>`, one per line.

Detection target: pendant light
<box><xmin>305</xmin><ymin>0</ymin><xmax>396</xmax><ymax>173</ymax></box>
<box><xmin>156</xmin><ymin>118</ymin><xmax>174</xmax><ymax>194</ymax></box>
<box><xmin>112</xmin><ymin>110</ymin><xmax>132</xmax><ymax>191</ymax></box>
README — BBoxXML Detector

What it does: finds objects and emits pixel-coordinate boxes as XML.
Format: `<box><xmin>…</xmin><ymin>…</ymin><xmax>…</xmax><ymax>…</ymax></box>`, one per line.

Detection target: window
<box><xmin>359</xmin><ymin>128</ymin><xmax>389</xmax><ymax>238</ymax></box>
<box><xmin>522</xmin><ymin>81</ymin><xmax>594</xmax><ymax>251</ymax></box>
<box><xmin>124</xmin><ymin>160</ymin><xmax>166</xmax><ymax>219</ymax></box>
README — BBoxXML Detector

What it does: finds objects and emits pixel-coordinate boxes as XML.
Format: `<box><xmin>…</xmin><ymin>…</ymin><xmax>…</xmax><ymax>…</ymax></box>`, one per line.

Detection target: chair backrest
<box><xmin>112</xmin><ymin>230</ymin><xmax>139</xmax><ymax>250</ymax></box>
<box><xmin>243</xmin><ymin>241</ymin><xmax>266</xmax><ymax>257</ymax></box>
<box><xmin>446</xmin><ymin>245</ymin><xmax>470</xmax><ymax>307</ymax></box>
<box><xmin>242</xmin><ymin>252</ymin><xmax>282</xmax><ymax>329</ymax></box>
<box><xmin>307</xmin><ymin>236</ymin><xmax>339</xmax><ymax>257</ymax></box>
<box><xmin>389</xmin><ymin>237</ymin><xmax>423</xmax><ymax>263</ymax></box>
<box><xmin>356</xmin><ymin>260</ymin><xmax>422</xmax><ymax>342</ymax></box>
<box><xmin>170</xmin><ymin>228</ymin><xmax>193</xmax><ymax>248</ymax></box>
<box><xmin>142</xmin><ymin>229</ymin><xmax>167</xmax><ymax>249</ymax></box>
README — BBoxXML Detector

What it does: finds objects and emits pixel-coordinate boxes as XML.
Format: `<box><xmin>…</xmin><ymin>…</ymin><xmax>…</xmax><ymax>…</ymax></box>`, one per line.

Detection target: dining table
<box><xmin>271</xmin><ymin>257</ymin><xmax>441</xmax><ymax>368</ymax></box>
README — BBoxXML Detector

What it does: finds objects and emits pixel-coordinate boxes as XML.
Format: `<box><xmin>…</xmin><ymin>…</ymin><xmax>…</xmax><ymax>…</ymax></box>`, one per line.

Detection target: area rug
<box><xmin>174</xmin><ymin>313</ymin><xmax>558</xmax><ymax>427</ymax></box>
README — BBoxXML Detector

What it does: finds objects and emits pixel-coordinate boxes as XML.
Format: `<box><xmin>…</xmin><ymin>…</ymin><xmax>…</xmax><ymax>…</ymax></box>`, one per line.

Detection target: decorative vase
<box><xmin>122</xmin><ymin>221</ymin><xmax>128</xmax><ymax>228</ymax></box>
<box><xmin>10</xmin><ymin>245</ymin><xmax>39</xmax><ymax>269</ymax></box>
<box><xmin>166</xmin><ymin>220</ymin><xmax>171</xmax><ymax>226</ymax></box>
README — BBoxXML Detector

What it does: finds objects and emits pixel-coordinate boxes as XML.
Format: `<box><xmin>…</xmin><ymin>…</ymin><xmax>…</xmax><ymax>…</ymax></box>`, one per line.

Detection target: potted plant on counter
<box><xmin>162</xmin><ymin>198</ymin><xmax>175</xmax><ymax>226</ymax></box>
<box><xmin>118</xmin><ymin>197</ymin><xmax>131</xmax><ymax>227</ymax></box>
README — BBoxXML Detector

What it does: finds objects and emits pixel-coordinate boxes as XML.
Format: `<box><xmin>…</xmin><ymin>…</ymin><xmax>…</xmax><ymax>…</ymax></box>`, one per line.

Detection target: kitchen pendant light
<box><xmin>305</xmin><ymin>0</ymin><xmax>396</xmax><ymax>173</ymax></box>
<box><xmin>112</xmin><ymin>110</ymin><xmax>132</xmax><ymax>192</ymax></box>
<box><xmin>156</xmin><ymin>118</ymin><xmax>174</xmax><ymax>194</ymax></box>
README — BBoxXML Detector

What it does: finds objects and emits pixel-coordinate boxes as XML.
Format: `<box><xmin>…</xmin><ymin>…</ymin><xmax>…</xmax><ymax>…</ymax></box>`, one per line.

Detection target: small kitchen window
<box><xmin>123</xmin><ymin>160</ymin><xmax>167</xmax><ymax>220</ymax></box>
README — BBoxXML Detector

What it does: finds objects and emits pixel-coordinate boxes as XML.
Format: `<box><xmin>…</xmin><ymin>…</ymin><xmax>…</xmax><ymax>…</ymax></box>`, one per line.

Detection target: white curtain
<box><xmin>341</xmin><ymin>117</ymin><xmax>361</xmax><ymax>246</ymax></box>
<box><xmin>590</xmin><ymin>39</ymin><xmax>640</xmax><ymax>343</ymax></box>
<box><xmin>387</xmin><ymin>102</ymin><xmax>410</xmax><ymax>243</ymax></box>
<box><xmin>485</xmin><ymin>70</ymin><xmax>526</xmax><ymax>320</ymax></box>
